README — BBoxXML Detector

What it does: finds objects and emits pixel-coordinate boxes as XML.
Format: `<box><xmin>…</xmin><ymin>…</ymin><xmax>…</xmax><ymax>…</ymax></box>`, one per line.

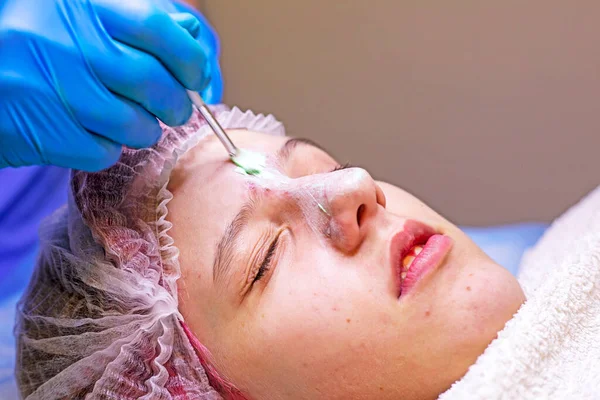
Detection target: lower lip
<box><xmin>400</xmin><ymin>234</ymin><xmax>453</xmax><ymax>297</ymax></box>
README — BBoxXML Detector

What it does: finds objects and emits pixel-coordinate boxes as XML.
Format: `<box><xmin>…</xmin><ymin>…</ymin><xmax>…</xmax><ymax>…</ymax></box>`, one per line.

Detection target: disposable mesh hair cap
<box><xmin>15</xmin><ymin>106</ymin><xmax>285</xmax><ymax>399</ymax></box>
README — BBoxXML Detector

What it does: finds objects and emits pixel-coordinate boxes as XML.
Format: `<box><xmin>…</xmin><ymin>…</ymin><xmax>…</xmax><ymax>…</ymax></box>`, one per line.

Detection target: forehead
<box><xmin>205</xmin><ymin>129</ymin><xmax>289</xmax><ymax>162</ymax></box>
<box><xmin>169</xmin><ymin>129</ymin><xmax>289</xmax><ymax>216</ymax></box>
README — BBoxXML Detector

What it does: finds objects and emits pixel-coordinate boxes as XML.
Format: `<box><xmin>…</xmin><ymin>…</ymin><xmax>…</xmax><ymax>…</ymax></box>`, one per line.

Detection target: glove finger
<box><xmin>30</xmin><ymin>98</ymin><xmax>124</xmax><ymax>171</ymax></box>
<box><xmin>201</xmin><ymin>58</ymin><xmax>224</xmax><ymax>104</ymax></box>
<box><xmin>89</xmin><ymin>40</ymin><xmax>192</xmax><ymax>127</ymax></box>
<box><xmin>71</xmin><ymin>80</ymin><xmax>163</xmax><ymax>150</ymax></box>
<box><xmin>47</xmin><ymin>130</ymin><xmax>123</xmax><ymax>172</ymax></box>
<box><xmin>95</xmin><ymin>3</ymin><xmax>209</xmax><ymax>91</ymax></box>
<box><xmin>0</xmin><ymin>78</ymin><xmax>122</xmax><ymax>171</ymax></box>
<box><xmin>168</xmin><ymin>2</ymin><xmax>224</xmax><ymax>104</ymax></box>
<box><xmin>171</xmin><ymin>1</ymin><xmax>221</xmax><ymax>57</ymax></box>
<box><xmin>170</xmin><ymin>12</ymin><xmax>200</xmax><ymax>38</ymax></box>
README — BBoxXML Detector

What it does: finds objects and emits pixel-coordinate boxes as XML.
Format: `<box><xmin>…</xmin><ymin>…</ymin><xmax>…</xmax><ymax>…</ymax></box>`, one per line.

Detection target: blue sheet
<box><xmin>0</xmin><ymin>247</ymin><xmax>37</xmax><ymax>399</ymax></box>
<box><xmin>461</xmin><ymin>222</ymin><xmax>548</xmax><ymax>276</ymax></box>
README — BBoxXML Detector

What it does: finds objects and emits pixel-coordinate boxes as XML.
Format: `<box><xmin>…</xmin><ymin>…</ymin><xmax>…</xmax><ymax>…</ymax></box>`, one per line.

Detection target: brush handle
<box><xmin>187</xmin><ymin>90</ymin><xmax>238</xmax><ymax>157</ymax></box>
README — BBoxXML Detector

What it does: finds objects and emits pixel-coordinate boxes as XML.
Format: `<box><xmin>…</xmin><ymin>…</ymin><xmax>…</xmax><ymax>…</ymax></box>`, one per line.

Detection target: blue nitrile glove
<box><xmin>173</xmin><ymin>0</ymin><xmax>224</xmax><ymax>104</ymax></box>
<box><xmin>0</xmin><ymin>0</ymin><xmax>212</xmax><ymax>172</ymax></box>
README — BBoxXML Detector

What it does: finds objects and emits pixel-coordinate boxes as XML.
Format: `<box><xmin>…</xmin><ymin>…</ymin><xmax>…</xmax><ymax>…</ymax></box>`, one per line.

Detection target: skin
<box><xmin>167</xmin><ymin>130</ymin><xmax>526</xmax><ymax>400</ymax></box>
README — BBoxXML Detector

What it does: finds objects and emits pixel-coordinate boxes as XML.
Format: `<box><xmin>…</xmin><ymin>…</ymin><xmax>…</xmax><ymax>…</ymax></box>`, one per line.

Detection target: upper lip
<box><xmin>389</xmin><ymin>220</ymin><xmax>437</xmax><ymax>298</ymax></box>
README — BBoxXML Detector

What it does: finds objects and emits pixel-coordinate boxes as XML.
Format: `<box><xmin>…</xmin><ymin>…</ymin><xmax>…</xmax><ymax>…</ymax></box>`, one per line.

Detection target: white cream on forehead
<box><xmin>232</xmin><ymin>148</ymin><xmax>283</xmax><ymax>181</ymax></box>
<box><xmin>232</xmin><ymin>149</ymin><xmax>267</xmax><ymax>176</ymax></box>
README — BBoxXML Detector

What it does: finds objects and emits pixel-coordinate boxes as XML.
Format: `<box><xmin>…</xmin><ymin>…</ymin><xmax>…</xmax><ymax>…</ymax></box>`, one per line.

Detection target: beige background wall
<box><xmin>197</xmin><ymin>1</ymin><xmax>598</xmax><ymax>225</ymax></box>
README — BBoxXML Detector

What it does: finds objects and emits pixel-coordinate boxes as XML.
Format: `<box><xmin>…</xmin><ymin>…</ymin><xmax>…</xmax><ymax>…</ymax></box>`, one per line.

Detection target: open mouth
<box><xmin>400</xmin><ymin>244</ymin><xmax>424</xmax><ymax>280</ymax></box>
<box><xmin>390</xmin><ymin>220</ymin><xmax>453</xmax><ymax>298</ymax></box>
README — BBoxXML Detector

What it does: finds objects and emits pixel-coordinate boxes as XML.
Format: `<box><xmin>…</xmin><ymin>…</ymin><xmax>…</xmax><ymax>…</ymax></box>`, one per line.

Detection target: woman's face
<box><xmin>167</xmin><ymin>130</ymin><xmax>525</xmax><ymax>400</ymax></box>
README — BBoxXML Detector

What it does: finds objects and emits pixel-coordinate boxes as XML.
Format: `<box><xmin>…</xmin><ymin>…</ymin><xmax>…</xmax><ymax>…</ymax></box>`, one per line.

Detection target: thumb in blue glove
<box><xmin>171</xmin><ymin>0</ymin><xmax>224</xmax><ymax>104</ymax></box>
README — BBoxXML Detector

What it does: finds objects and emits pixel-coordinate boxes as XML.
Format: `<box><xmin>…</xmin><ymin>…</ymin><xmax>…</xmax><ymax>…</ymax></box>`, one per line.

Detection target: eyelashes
<box><xmin>330</xmin><ymin>162</ymin><xmax>354</xmax><ymax>172</ymax></box>
<box><xmin>253</xmin><ymin>234</ymin><xmax>279</xmax><ymax>284</ymax></box>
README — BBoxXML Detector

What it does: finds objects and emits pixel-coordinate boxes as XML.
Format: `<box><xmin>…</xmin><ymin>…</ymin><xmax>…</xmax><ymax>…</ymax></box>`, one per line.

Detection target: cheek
<box><xmin>378</xmin><ymin>182</ymin><xmax>442</xmax><ymax>220</ymax></box>
<box><xmin>262</xmin><ymin>268</ymin><xmax>365</xmax><ymax>341</ymax></box>
<box><xmin>238</xmin><ymin>289</ymin><xmax>389</xmax><ymax>395</ymax></box>
<box><xmin>251</xmin><ymin>256</ymin><xmax>400</xmax><ymax>360</ymax></box>
<box><xmin>442</xmin><ymin>258</ymin><xmax>525</xmax><ymax>347</ymax></box>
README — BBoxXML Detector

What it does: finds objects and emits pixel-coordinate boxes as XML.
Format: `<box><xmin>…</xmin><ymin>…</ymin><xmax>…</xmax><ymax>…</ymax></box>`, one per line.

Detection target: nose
<box><xmin>323</xmin><ymin>168</ymin><xmax>386</xmax><ymax>253</ymax></box>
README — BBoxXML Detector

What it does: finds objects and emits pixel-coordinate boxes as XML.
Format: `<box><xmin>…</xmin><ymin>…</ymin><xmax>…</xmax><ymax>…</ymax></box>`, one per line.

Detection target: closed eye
<box><xmin>330</xmin><ymin>162</ymin><xmax>355</xmax><ymax>172</ymax></box>
<box><xmin>252</xmin><ymin>234</ymin><xmax>280</xmax><ymax>284</ymax></box>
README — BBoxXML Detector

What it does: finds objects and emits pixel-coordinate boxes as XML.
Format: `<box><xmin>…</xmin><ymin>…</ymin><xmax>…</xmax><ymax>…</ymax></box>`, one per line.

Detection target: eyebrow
<box><xmin>212</xmin><ymin>137</ymin><xmax>323</xmax><ymax>289</ymax></box>
<box><xmin>277</xmin><ymin>137</ymin><xmax>327</xmax><ymax>162</ymax></box>
<box><xmin>212</xmin><ymin>198</ymin><xmax>258</xmax><ymax>287</ymax></box>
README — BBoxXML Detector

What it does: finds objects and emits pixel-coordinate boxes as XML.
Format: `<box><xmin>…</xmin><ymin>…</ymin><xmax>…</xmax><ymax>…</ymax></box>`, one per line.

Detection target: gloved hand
<box><xmin>0</xmin><ymin>0</ymin><xmax>213</xmax><ymax>171</ymax></box>
<box><xmin>172</xmin><ymin>0</ymin><xmax>224</xmax><ymax>104</ymax></box>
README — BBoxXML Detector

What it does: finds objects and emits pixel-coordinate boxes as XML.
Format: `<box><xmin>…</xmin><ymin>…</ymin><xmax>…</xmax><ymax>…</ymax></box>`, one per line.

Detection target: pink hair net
<box><xmin>14</xmin><ymin>107</ymin><xmax>285</xmax><ymax>399</ymax></box>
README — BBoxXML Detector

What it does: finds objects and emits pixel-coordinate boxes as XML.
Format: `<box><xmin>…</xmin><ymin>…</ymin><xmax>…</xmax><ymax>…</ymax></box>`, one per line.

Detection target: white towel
<box><xmin>439</xmin><ymin>185</ymin><xmax>600</xmax><ymax>400</ymax></box>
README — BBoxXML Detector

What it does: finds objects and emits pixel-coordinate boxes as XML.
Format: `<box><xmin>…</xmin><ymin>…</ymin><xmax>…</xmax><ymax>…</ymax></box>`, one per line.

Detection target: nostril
<box><xmin>356</xmin><ymin>204</ymin><xmax>366</xmax><ymax>227</ymax></box>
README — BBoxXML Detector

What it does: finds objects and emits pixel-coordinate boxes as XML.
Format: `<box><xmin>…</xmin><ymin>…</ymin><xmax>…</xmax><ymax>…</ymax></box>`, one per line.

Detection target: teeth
<box><xmin>402</xmin><ymin>255</ymin><xmax>415</xmax><ymax>268</ymax></box>
<box><xmin>400</xmin><ymin>244</ymin><xmax>424</xmax><ymax>277</ymax></box>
